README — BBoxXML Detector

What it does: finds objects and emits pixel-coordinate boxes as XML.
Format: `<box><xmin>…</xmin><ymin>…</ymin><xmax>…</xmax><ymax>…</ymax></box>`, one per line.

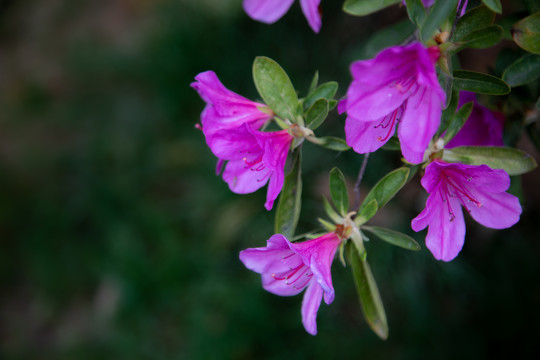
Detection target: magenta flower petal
<box><xmin>239</xmin><ymin>232</ymin><xmax>341</xmax><ymax>335</ymax></box>
<box><xmin>345</xmin><ymin>117</ymin><xmax>396</xmax><ymax>154</ymax></box>
<box><xmin>341</xmin><ymin>42</ymin><xmax>445</xmax><ymax>164</ymax></box>
<box><xmin>446</xmin><ymin>91</ymin><xmax>504</xmax><ymax>148</ymax></box>
<box><xmin>222</xmin><ymin>158</ymin><xmax>271</xmax><ymax>194</ymax></box>
<box><xmin>398</xmin><ymin>86</ymin><xmax>443</xmax><ymax>162</ymax></box>
<box><xmin>243</xmin><ymin>0</ymin><xmax>295</xmax><ymax>24</ymax></box>
<box><xmin>412</xmin><ymin>161</ymin><xmax>521</xmax><ymax>261</ymax></box>
<box><xmin>300</xmin><ymin>0</ymin><xmax>321</xmax><ymax>33</ymax></box>
<box><xmin>301</xmin><ymin>281</ymin><xmax>324</xmax><ymax>335</ymax></box>
<box><xmin>290</xmin><ymin>233</ymin><xmax>341</xmax><ymax>303</ymax></box>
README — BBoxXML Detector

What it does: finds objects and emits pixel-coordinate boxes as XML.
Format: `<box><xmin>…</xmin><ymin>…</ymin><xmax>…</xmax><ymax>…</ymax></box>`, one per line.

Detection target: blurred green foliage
<box><xmin>0</xmin><ymin>0</ymin><xmax>538</xmax><ymax>359</ymax></box>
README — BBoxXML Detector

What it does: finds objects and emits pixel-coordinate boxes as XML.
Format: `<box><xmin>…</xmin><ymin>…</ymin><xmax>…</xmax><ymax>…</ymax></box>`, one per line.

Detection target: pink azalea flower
<box><xmin>191</xmin><ymin>70</ymin><xmax>273</xmax><ymax>152</ymax></box>
<box><xmin>339</xmin><ymin>42</ymin><xmax>446</xmax><ymax>164</ymax></box>
<box><xmin>446</xmin><ymin>91</ymin><xmax>504</xmax><ymax>148</ymax></box>
<box><xmin>239</xmin><ymin>233</ymin><xmax>341</xmax><ymax>335</ymax></box>
<box><xmin>216</xmin><ymin>125</ymin><xmax>293</xmax><ymax>210</ymax></box>
<box><xmin>192</xmin><ymin>71</ymin><xmax>292</xmax><ymax>210</ymax></box>
<box><xmin>243</xmin><ymin>0</ymin><xmax>322</xmax><ymax>33</ymax></box>
<box><xmin>411</xmin><ymin>161</ymin><xmax>521</xmax><ymax>261</ymax></box>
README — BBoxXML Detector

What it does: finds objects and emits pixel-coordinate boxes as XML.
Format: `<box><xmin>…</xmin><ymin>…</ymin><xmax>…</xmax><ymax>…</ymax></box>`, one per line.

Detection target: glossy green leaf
<box><xmin>481</xmin><ymin>0</ymin><xmax>502</xmax><ymax>14</ymax></box>
<box><xmin>274</xmin><ymin>150</ymin><xmax>302</xmax><ymax>238</ymax></box>
<box><xmin>363</xmin><ymin>19</ymin><xmax>416</xmax><ymax>59</ymax></box>
<box><xmin>421</xmin><ymin>0</ymin><xmax>459</xmax><ymax>42</ymax></box>
<box><xmin>253</xmin><ymin>57</ymin><xmax>299</xmax><ymax>122</ymax></box>
<box><xmin>314</xmin><ymin>136</ymin><xmax>350</xmax><ymax>151</ymax></box>
<box><xmin>453</xmin><ymin>6</ymin><xmax>495</xmax><ymax>41</ymax></box>
<box><xmin>442</xmin><ymin>146</ymin><xmax>538</xmax><ymax>175</ymax></box>
<box><xmin>304</xmin><ymin>81</ymin><xmax>338</xmax><ymax>110</ymax></box>
<box><xmin>348</xmin><ymin>244</ymin><xmax>388</xmax><ymax>340</ymax></box>
<box><xmin>462</xmin><ymin>25</ymin><xmax>503</xmax><ymax>48</ymax></box>
<box><xmin>355</xmin><ymin>199</ymin><xmax>378</xmax><ymax>226</ymax></box>
<box><xmin>443</xmin><ymin>101</ymin><xmax>474</xmax><ymax>144</ymax></box>
<box><xmin>502</xmin><ymin>54</ymin><xmax>540</xmax><ymax>87</ymax></box>
<box><xmin>453</xmin><ymin>70</ymin><xmax>510</xmax><ymax>95</ymax></box>
<box><xmin>362</xmin><ymin>226</ymin><xmax>421</xmax><ymax>251</ymax></box>
<box><xmin>305</xmin><ymin>98</ymin><xmax>329</xmax><ymax>130</ymax></box>
<box><xmin>330</xmin><ymin>167</ymin><xmax>349</xmax><ymax>216</ymax></box>
<box><xmin>512</xmin><ymin>13</ymin><xmax>540</xmax><ymax>54</ymax></box>
<box><xmin>404</xmin><ymin>0</ymin><xmax>425</xmax><ymax>27</ymax></box>
<box><xmin>358</xmin><ymin>167</ymin><xmax>409</xmax><ymax>214</ymax></box>
<box><xmin>343</xmin><ymin>0</ymin><xmax>401</xmax><ymax>16</ymax></box>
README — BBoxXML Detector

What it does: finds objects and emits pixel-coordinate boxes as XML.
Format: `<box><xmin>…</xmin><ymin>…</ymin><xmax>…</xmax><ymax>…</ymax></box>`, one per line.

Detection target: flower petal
<box><xmin>301</xmin><ymin>281</ymin><xmax>324</xmax><ymax>335</ymax></box>
<box><xmin>467</xmin><ymin>190</ymin><xmax>521</xmax><ymax>229</ymax></box>
<box><xmin>424</xmin><ymin>190</ymin><xmax>466</xmax><ymax>261</ymax></box>
<box><xmin>300</xmin><ymin>0</ymin><xmax>321</xmax><ymax>33</ymax></box>
<box><xmin>345</xmin><ymin>115</ymin><xmax>397</xmax><ymax>154</ymax></box>
<box><xmin>398</xmin><ymin>86</ymin><xmax>442</xmax><ymax>164</ymax></box>
<box><xmin>243</xmin><ymin>0</ymin><xmax>295</xmax><ymax>24</ymax></box>
<box><xmin>222</xmin><ymin>158</ymin><xmax>271</xmax><ymax>194</ymax></box>
<box><xmin>290</xmin><ymin>233</ymin><xmax>340</xmax><ymax>302</ymax></box>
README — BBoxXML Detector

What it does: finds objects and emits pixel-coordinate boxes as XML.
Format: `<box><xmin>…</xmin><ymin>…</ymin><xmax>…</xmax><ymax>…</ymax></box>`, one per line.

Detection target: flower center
<box><xmin>441</xmin><ymin>170</ymin><xmax>482</xmax><ymax>220</ymax></box>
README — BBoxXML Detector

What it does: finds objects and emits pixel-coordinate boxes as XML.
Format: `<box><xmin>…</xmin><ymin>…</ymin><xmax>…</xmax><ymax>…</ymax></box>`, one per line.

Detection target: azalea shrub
<box><xmin>192</xmin><ymin>0</ymin><xmax>539</xmax><ymax>338</ymax></box>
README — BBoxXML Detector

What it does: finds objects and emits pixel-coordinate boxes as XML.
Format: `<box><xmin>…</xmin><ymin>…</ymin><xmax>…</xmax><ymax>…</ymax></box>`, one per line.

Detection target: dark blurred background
<box><xmin>0</xmin><ymin>0</ymin><xmax>538</xmax><ymax>359</ymax></box>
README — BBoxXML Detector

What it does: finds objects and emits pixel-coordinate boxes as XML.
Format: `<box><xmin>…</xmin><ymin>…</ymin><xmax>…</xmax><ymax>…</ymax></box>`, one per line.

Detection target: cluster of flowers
<box><xmin>192</xmin><ymin>0</ymin><xmax>523</xmax><ymax>335</ymax></box>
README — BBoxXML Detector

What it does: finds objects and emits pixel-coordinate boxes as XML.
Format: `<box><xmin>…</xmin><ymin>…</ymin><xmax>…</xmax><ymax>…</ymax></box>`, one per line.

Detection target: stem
<box><xmin>353</xmin><ymin>153</ymin><xmax>370</xmax><ymax>211</ymax></box>
<box><xmin>450</xmin><ymin>0</ymin><xmax>466</xmax><ymax>39</ymax></box>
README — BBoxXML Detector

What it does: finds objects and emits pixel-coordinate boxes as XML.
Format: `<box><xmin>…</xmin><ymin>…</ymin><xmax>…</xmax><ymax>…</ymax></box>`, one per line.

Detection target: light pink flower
<box><xmin>243</xmin><ymin>0</ymin><xmax>322</xmax><ymax>33</ymax></box>
<box><xmin>446</xmin><ymin>91</ymin><xmax>504</xmax><ymax>148</ymax></box>
<box><xmin>239</xmin><ymin>233</ymin><xmax>341</xmax><ymax>335</ymax></box>
<box><xmin>339</xmin><ymin>42</ymin><xmax>446</xmax><ymax>164</ymax></box>
<box><xmin>412</xmin><ymin>161</ymin><xmax>521</xmax><ymax>261</ymax></box>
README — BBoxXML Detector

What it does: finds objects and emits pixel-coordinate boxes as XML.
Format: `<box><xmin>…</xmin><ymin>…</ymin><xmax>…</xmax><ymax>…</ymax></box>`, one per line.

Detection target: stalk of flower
<box><xmin>243</xmin><ymin>0</ymin><xmax>322</xmax><ymax>33</ymax></box>
<box><xmin>339</xmin><ymin>42</ymin><xmax>446</xmax><ymax>164</ymax></box>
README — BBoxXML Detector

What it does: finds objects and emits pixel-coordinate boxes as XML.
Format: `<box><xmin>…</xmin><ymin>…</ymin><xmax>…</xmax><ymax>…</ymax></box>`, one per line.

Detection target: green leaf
<box><xmin>461</xmin><ymin>25</ymin><xmax>503</xmax><ymax>49</ymax></box>
<box><xmin>304</xmin><ymin>82</ymin><xmax>338</xmax><ymax>110</ymax></box>
<box><xmin>512</xmin><ymin>13</ymin><xmax>540</xmax><ymax>54</ymax></box>
<box><xmin>502</xmin><ymin>54</ymin><xmax>540</xmax><ymax>87</ymax></box>
<box><xmin>343</xmin><ymin>0</ymin><xmax>401</xmax><ymax>16</ymax></box>
<box><xmin>362</xmin><ymin>226</ymin><xmax>421</xmax><ymax>251</ymax></box>
<box><xmin>329</xmin><ymin>167</ymin><xmax>349</xmax><ymax>216</ymax></box>
<box><xmin>348</xmin><ymin>244</ymin><xmax>388</xmax><ymax>340</ymax></box>
<box><xmin>404</xmin><ymin>0</ymin><xmax>426</xmax><ymax>27</ymax></box>
<box><xmin>253</xmin><ymin>57</ymin><xmax>299</xmax><ymax>122</ymax></box>
<box><xmin>421</xmin><ymin>0</ymin><xmax>459</xmax><ymax>42</ymax></box>
<box><xmin>322</xmin><ymin>196</ymin><xmax>342</xmax><ymax>224</ymax></box>
<box><xmin>439</xmin><ymin>89</ymin><xmax>459</xmax><ymax>136</ymax></box>
<box><xmin>443</xmin><ymin>101</ymin><xmax>474</xmax><ymax>144</ymax></box>
<box><xmin>362</xmin><ymin>19</ymin><xmax>416</xmax><ymax>59</ymax></box>
<box><xmin>453</xmin><ymin>6</ymin><xmax>495</xmax><ymax>42</ymax></box>
<box><xmin>274</xmin><ymin>150</ymin><xmax>302</xmax><ymax>238</ymax></box>
<box><xmin>358</xmin><ymin>167</ymin><xmax>410</xmax><ymax>215</ymax></box>
<box><xmin>442</xmin><ymin>146</ymin><xmax>538</xmax><ymax>175</ymax></box>
<box><xmin>313</xmin><ymin>136</ymin><xmax>350</xmax><ymax>151</ymax></box>
<box><xmin>481</xmin><ymin>0</ymin><xmax>502</xmax><ymax>14</ymax></box>
<box><xmin>355</xmin><ymin>199</ymin><xmax>378</xmax><ymax>226</ymax></box>
<box><xmin>308</xmin><ymin>71</ymin><xmax>319</xmax><ymax>95</ymax></box>
<box><xmin>453</xmin><ymin>70</ymin><xmax>510</xmax><ymax>95</ymax></box>
<box><xmin>305</xmin><ymin>98</ymin><xmax>329</xmax><ymax>130</ymax></box>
